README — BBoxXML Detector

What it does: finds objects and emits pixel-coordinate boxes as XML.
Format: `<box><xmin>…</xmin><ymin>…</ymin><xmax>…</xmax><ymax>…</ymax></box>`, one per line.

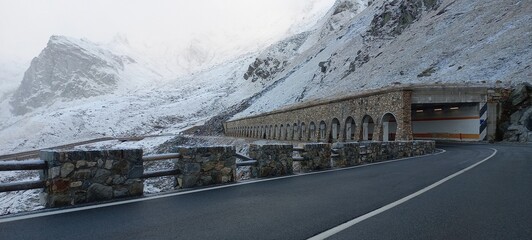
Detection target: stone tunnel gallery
<box><xmin>224</xmin><ymin>85</ymin><xmax>501</xmax><ymax>142</ymax></box>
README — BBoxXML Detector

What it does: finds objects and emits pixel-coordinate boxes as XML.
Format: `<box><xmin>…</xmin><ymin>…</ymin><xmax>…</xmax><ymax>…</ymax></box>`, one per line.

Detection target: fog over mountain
<box><xmin>0</xmin><ymin>0</ymin><xmax>335</xmax><ymax>99</ymax></box>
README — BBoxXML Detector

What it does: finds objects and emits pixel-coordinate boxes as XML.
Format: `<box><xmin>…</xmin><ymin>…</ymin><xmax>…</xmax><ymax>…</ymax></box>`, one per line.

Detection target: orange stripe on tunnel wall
<box><xmin>412</xmin><ymin>116</ymin><xmax>479</xmax><ymax>121</ymax></box>
<box><xmin>413</xmin><ymin>133</ymin><xmax>480</xmax><ymax>139</ymax></box>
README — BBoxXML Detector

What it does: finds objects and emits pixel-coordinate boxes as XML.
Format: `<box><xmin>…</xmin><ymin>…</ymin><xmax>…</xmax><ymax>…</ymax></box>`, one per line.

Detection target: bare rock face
<box><xmin>501</xmin><ymin>83</ymin><xmax>532</xmax><ymax>142</ymax></box>
<box><xmin>243</xmin><ymin>32</ymin><xmax>309</xmax><ymax>82</ymax></box>
<box><xmin>10</xmin><ymin>36</ymin><xmax>131</xmax><ymax>115</ymax></box>
<box><xmin>369</xmin><ymin>0</ymin><xmax>441</xmax><ymax>37</ymax></box>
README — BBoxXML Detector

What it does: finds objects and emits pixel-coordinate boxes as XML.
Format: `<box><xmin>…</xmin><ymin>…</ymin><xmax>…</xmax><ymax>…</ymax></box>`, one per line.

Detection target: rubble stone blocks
<box><xmin>333</xmin><ymin>142</ymin><xmax>360</xmax><ymax>167</ymax></box>
<box><xmin>249</xmin><ymin>144</ymin><xmax>293</xmax><ymax>177</ymax></box>
<box><xmin>299</xmin><ymin>143</ymin><xmax>331</xmax><ymax>172</ymax></box>
<box><xmin>175</xmin><ymin>146</ymin><xmax>236</xmax><ymax>189</ymax></box>
<box><xmin>40</xmin><ymin>149</ymin><xmax>144</xmax><ymax>208</ymax></box>
<box><xmin>331</xmin><ymin>140</ymin><xmax>435</xmax><ymax>167</ymax></box>
<box><xmin>413</xmin><ymin>140</ymin><xmax>435</xmax><ymax>156</ymax></box>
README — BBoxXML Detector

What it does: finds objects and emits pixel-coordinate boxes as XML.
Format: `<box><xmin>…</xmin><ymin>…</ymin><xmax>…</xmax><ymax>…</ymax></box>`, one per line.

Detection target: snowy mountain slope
<box><xmin>0</xmin><ymin>53</ymin><xmax>265</xmax><ymax>155</ymax></box>
<box><xmin>9</xmin><ymin>36</ymin><xmax>164</xmax><ymax>115</ymax></box>
<box><xmin>234</xmin><ymin>0</ymin><xmax>532</xmax><ymax>118</ymax></box>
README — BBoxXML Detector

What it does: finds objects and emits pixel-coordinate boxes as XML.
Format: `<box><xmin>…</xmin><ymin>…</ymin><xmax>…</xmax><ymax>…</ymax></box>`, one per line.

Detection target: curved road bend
<box><xmin>0</xmin><ymin>144</ymin><xmax>530</xmax><ymax>240</ymax></box>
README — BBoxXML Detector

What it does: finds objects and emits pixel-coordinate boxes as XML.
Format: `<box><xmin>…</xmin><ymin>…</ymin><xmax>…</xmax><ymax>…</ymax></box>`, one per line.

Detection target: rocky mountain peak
<box><xmin>9</xmin><ymin>36</ymin><xmax>128</xmax><ymax>115</ymax></box>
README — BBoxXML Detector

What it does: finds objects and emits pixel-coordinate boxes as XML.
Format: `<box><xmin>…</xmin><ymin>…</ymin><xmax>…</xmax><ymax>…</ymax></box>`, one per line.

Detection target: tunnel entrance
<box><xmin>411</xmin><ymin>102</ymin><xmax>481</xmax><ymax>141</ymax></box>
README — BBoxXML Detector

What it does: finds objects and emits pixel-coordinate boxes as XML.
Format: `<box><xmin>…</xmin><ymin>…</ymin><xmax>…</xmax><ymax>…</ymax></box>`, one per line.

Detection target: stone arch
<box><xmin>280</xmin><ymin>124</ymin><xmax>285</xmax><ymax>140</ymax></box>
<box><xmin>381</xmin><ymin>113</ymin><xmax>397</xmax><ymax>141</ymax></box>
<box><xmin>309</xmin><ymin>122</ymin><xmax>316</xmax><ymax>141</ymax></box>
<box><xmin>285</xmin><ymin>123</ymin><xmax>291</xmax><ymax>140</ymax></box>
<box><xmin>300</xmin><ymin>122</ymin><xmax>306</xmax><ymax>141</ymax></box>
<box><xmin>292</xmin><ymin>123</ymin><xmax>297</xmax><ymax>140</ymax></box>
<box><xmin>331</xmin><ymin>118</ymin><xmax>341</xmax><ymax>141</ymax></box>
<box><xmin>269</xmin><ymin>125</ymin><xmax>273</xmax><ymax>139</ymax></box>
<box><xmin>361</xmin><ymin>115</ymin><xmax>375</xmax><ymax>141</ymax></box>
<box><xmin>319</xmin><ymin>120</ymin><xmax>327</xmax><ymax>142</ymax></box>
<box><xmin>273</xmin><ymin>125</ymin><xmax>278</xmax><ymax>139</ymax></box>
<box><xmin>344</xmin><ymin>116</ymin><xmax>356</xmax><ymax>141</ymax></box>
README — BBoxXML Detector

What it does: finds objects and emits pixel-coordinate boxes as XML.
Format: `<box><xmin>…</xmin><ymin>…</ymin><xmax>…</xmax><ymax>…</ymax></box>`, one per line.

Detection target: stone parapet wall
<box><xmin>298</xmin><ymin>143</ymin><xmax>332</xmax><ymax>172</ymax></box>
<box><xmin>175</xmin><ymin>146</ymin><xmax>236</xmax><ymax>188</ymax></box>
<box><xmin>249</xmin><ymin>144</ymin><xmax>293</xmax><ymax>177</ymax></box>
<box><xmin>412</xmin><ymin>140</ymin><xmax>436</xmax><ymax>155</ymax></box>
<box><xmin>331</xmin><ymin>140</ymin><xmax>436</xmax><ymax>169</ymax></box>
<box><xmin>40</xmin><ymin>149</ymin><xmax>144</xmax><ymax>207</ymax></box>
<box><xmin>332</xmin><ymin>142</ymin><xmax>359</xmax><ymax>167</ymax></box>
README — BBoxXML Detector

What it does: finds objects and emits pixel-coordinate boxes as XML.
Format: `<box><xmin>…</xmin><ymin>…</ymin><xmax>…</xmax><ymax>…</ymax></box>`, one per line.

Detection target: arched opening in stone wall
<box><xmin>300</xmin><ymin>122</ymin><xmax>306</xmax><ymax>141</ymax></box>
<box><xmin>292</xmin><ymin>123</ymin><xmax>297</xmax><ymax>140</ymax></box>
<box><xmin>319</xmin><ymin>121</ymin><xmax>327</xmax><ymax>142</ymax></box>
<box><xmin>269</xmin><ymin>125</ymin><xmax>273</xmax><ymax>139</ymax></box>
<box><xmin>331</xmin><ymin>118</ymin><xmax>341</xmax><ymax>141</ymax></box>
<box><xmin>286</xmin><ymin>124</ymin><xmax>291</xmax><ymax>140</ymax></box>
<box><xmin>309</xmin><ymin>122</ymin><xmax>316</xmax><ymax>140</ymax></box>
<box><xmin>362</xmin><ymin>115</ymin><xmax>375</xmax><ymax>141</ymax></box>
<box><xmin>381</xmin><ymin>113</ymin><xmax>397</xmax><ymax>141</ymax></box>
<box><xmin>274</xmin><ymin>125</ymin><xmax>278</xmax><ymax>139</ymax></box>
<box><xmin>344</xmin><ymin>116</ymin><xmax>356</xmax><ymax>141</ymax></box>
<box><xmin>280</xmin><ymin>124</ymin><xmax>284</xmax><ymax>140</ymax></box>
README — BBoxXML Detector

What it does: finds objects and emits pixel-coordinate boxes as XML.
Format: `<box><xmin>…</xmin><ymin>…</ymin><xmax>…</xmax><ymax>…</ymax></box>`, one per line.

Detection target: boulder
<box><xmin>510</xmin><ymin>83</ymin><xmax>531</xmax><ymax>106</ymax></box>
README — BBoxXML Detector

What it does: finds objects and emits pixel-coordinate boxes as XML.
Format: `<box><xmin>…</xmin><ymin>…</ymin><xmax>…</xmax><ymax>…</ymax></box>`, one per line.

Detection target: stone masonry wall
<box><xmin>40</xmin><ymin>149</ymin><xmax>144</xmax><ymax>207</ymax></box>
<box><xmin>314</xmin><ymin>140</ymin><xmax>435</xmax><ymax>170</ymax></box>
<box><xmin>225</xmin><ymin>89</ymin><xmax>413</xmax><ymax>142</ymax></box>
<box><xmin>299</xmin><ymin>143</ymin><xmax>331</xmax><ymax>172</ymax></box>
<box><xmin>248</xmin><ymin>144</ymin><xmax>293</xmax><ymax>177</ymax></box>
<box><xmin>175</xmin><ymin>146</ymin><xmax>236</xmax><ymax>189</ymax></box>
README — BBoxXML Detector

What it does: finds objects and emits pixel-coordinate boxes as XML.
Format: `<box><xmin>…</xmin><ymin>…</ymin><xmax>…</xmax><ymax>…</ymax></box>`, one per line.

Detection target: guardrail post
<box><xmin>40</xmin><ymin>149</ymin><xmax>144</xmax><ymax>207</ymax></box>
<box><xmin>412</xmin><ymin>140</ymin><xmax>436</xmax><ymax>155</ymax></box>
<box><xmin>333</xmin><ymin>142</ymin><xmax>360</xmax><ymax>167</ymax></box>
<box><xmin>175</xmin><ymin>146</ymin><xmax>236</xmax><ymax>188</ymax></box>
<box><xmin>299</xmin><ymin>143</ymin><xmax>331</xmax><ymax>172</ymax></box>
<box><xmin>249</xmin><ymin>144</ymin><xmax>293</xmax><ymax>177</ymax></box>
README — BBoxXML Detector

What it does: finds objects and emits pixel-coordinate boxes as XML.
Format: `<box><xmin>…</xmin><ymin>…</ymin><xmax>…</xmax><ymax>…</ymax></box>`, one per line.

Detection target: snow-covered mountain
<box><xmin>9</xmin><ymin>36</ymin><xmax>164</xmax><ymax>115</ymax></box>
<box><xmin>0</xmin><ymin>0</ymin><xmax>530</xmax><ymax>155</ymax></box>
<box><xmin>234</xmin><ymin>0</ymin><xmax>531</xmax><ymax>117</ymax></box>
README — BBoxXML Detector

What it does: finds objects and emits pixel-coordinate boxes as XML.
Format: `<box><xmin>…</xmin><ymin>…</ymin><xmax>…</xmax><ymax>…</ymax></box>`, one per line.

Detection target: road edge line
<box><xmin>307</xmin><ymin>148</ymin><xmax>497</xmax><ymax>240</ymax></box>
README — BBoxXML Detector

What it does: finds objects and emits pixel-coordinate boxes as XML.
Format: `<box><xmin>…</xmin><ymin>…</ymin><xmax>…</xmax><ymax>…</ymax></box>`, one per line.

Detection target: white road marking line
<box><xmin>0</xmin><ymin>149</ymin><xmax>445</xmax><ymax>223</ymax></box>
<box><xmin>307</xmin><ymin>148</ymin><xmax>497</xmax><ymax>240</ymax></box>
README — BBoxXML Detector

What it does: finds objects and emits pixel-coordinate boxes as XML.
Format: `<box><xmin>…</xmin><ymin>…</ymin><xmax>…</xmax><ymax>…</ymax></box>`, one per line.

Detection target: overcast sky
<box><xmin>0</xmin><ymin>0</ymin><xmax>335</xmax><ymax>61</ymax></box>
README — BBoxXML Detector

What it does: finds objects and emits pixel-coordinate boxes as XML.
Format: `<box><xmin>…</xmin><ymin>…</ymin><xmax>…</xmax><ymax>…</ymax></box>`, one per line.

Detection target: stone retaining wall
<box><xmin>40</xmin><ymin>149</ymin><xmax>144</xmax><ymax>207</ymax></box>
<box><xmin>299</xmin><ymin>143</ymin><xmax>332</xmax><ymax>172</ymax></box>
<box><xmin>295</xmin><ymin>140</ymin><xmax>436</xmax><ymax>171</ymax></box>
<box><xmin>175</xmin><ymin>146</ymin><xmax>236</xmax><ymax>188</ymax></box>
<box><xmin>249</xmin><ymin>144</ymin><xmax>293</xmax><ymax>177</ymax></box>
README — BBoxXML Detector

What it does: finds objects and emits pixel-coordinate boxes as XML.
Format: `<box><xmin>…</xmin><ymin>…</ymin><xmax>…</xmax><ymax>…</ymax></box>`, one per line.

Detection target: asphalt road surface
<box><xmin>0</xmin><ymin>143</ymin><xmax>530</xmax><ymax>240</ymax></box>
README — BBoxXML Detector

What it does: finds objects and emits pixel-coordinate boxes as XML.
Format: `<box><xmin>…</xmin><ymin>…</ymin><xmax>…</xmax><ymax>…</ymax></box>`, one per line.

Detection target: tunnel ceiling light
<box><xmin>434</xmin><ymin>108</ymin><xmax>443</xmax><ymax>111</ymax></box>
<box><xmin>450</xmin><ymin>106</ymin><xmax>459</xmax><ymax>110</ymax></box>
<box><xmin>416</xmin><ymin>109</ymin><xmax>424</xmax><ymax>113</ymax></box>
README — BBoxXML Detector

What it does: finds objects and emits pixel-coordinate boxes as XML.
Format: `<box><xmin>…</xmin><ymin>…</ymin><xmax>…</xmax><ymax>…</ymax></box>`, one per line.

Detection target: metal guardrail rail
<box><xmin>142</xmin><ymin>153</ymin><xmax>181</xmax><ymax>162</ymax></box>
<box><xmin>0</xmin><ymin>160</ymin><xmax>48</xmax><ymax>193</ymax></box>
<box><xmin>0</xmin><ymin>160</ymin><xmax>47</xmax><ymax>171</ymax></box>
<box><xmin>141</xmin><ymin>153</ymin><xmax>182</xmax><ymax>178</ymax></box>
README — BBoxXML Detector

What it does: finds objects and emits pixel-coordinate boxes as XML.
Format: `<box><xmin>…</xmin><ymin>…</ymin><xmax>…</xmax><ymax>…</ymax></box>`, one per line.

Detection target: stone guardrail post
<box><xmin>397</xmin><ymin>141</ymin><xmax>413</xmax><ymax>158</ymax></box>
<box><xmin>249</xmin><ymin>144</ymin><xmax>293</xmax><ymax>177</ymax></box>
<box><xmin>359</xmin><ymin>142</ymin><xmax>379</xmax><ymax>163</ymax></box>
<box><xmin>175</xmin><ymin>146</ymin><xmax>236</xmax><ymax>189</ymax></box>
<box><xmin>413</xmin><ymin>140</ymin><xmax>436</xmax><ymax>155</ymax></box>
<box><xmin>299</xmin><ymin>143</ymin><xmax>331</xmax><ymax>172</ymax></box>
<box><xmin>377</xmin><ymin>142</ymin><xmax>401</xmax><ymax>161</ymax></box>
<box><xmin>332</xmin><ymin>142</ymin><xmax>360</xmax><ymax>168</ymax></box>
<box><xmin>40</xmin><ymin>149</ymin><xmax>144</xmax><ymax>207</ymax></box>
